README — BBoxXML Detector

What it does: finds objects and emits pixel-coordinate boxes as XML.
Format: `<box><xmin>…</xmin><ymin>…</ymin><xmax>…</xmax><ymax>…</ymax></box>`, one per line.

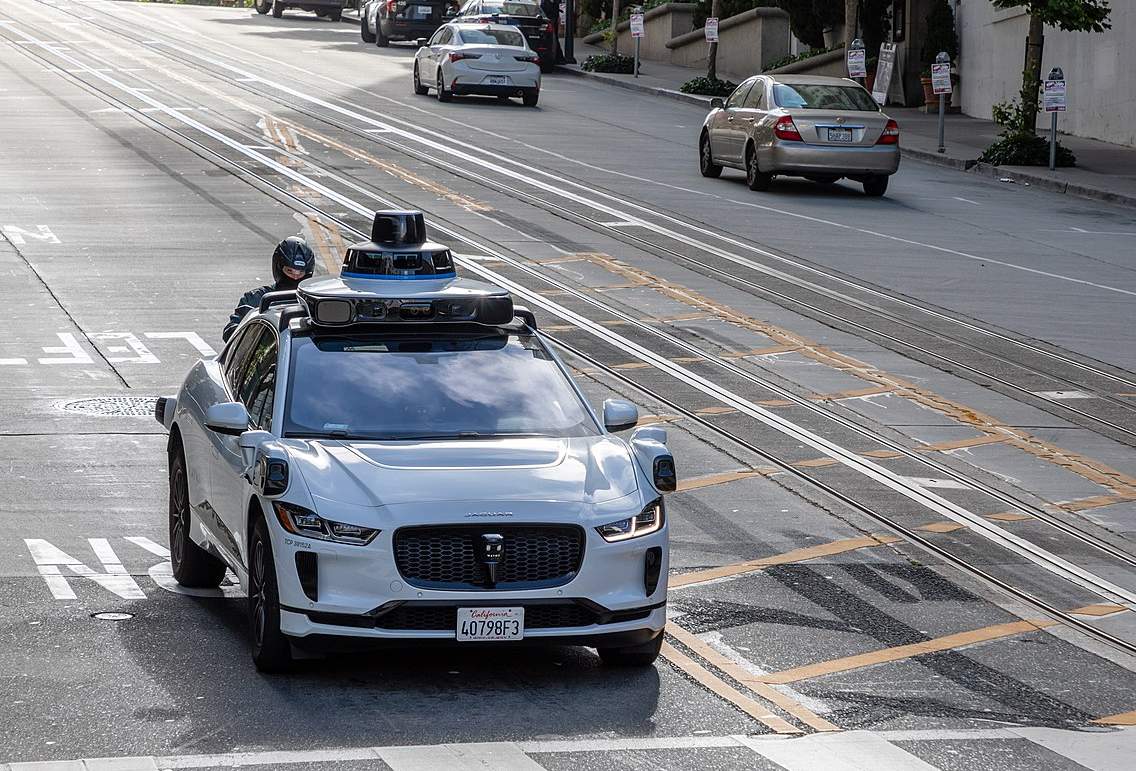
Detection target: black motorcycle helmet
<box><xmin>272</xmin><ymin>236</ymin><xmax>316</xmax><ymax>289</ymax></box>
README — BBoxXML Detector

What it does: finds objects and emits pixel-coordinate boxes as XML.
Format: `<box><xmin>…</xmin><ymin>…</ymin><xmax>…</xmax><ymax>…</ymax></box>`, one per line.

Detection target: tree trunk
<box><xmin>844</xmin><ymin>0</ymin><xmax>858</xmax><ymax>45</ymax></box>
<box><xmin>610</xmin><ymin>0</ymin><xmax>622</xmax><ymax>56</ymax></box>
<box><xmin>1019</xmin><ymin>13</ymin><xmax>1045</xmax><ymax>135</ymax></box>
<box><xmin>706</xmin><ymin>0</ymin><xmax>721</xmax><ymax>81</ymax></box>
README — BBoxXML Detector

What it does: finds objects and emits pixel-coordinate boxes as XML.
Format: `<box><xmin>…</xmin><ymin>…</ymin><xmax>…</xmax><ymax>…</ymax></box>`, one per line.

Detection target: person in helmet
<box><xmin>222</xmin><ymin>237</ymin><xmax>316</xmax><ymax>342</ymax></box>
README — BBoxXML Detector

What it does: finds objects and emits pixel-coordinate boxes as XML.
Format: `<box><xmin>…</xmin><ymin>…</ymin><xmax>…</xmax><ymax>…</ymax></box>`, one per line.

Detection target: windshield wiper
<box><xmin>378</xmin><ymin>431</ymin><xmax>547</xmax><ymax>441</ymax></box>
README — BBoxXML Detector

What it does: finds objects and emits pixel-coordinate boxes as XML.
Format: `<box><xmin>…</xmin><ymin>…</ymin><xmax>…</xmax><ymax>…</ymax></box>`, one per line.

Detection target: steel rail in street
<box><xmin>39</xmin><ymin>0</ymin><xmax>1136</xmax><ymax>447</ymax></box>
<box><xmin>7</xmin><ymin>11</ymin><xmax>1136</xmax><ymax>660</ymax></box>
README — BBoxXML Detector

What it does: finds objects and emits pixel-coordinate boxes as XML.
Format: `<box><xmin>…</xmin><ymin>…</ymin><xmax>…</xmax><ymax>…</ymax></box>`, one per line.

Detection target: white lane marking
<box><xmin>144</xmin><ymin>331</ymin><xmax>216</xmax><ymax>357</ymax></box>
<box><xmin>1014</xmin><ymin>726</ymin><xmax>1136</xmax><ymax>770</ymax></box>
<box><xmin>25</xmin><ymin>538</ymin><xmax>145</xmax><ymax>600</ymax></box>
<box><xmin>952</xmin><ymin>196</ymin><xmax>980</xmax><ymax>205</ymax></box>
<box><xmin>702</xmin><ymin>631</ymin><xmax>833</xmax><ymax>715</ymax></box>
<box><xmin>378</xmin><ymin>742</ymin><xmax>545</xmax><ymax>771</ymax></box>
<box><xmin>1060</xmin><ymin>227</ymin><xmax>1136</xmax><ymax>236</ymax></box>
<box><xmin>0</xmin><ymin>357</ymin><xmax>29</xmax><ymax>365</ymax></box>
<box><xmin>124</xmin><ymin>536</ymin><xmax>169</xmax><ymax>559</ymax></box>
<box><xmin>2</xmin><ymin>224</ymin><xmax>60</xmax><ymax>245</ymax></box>
<box><xmin>1033</xmin><ymin>390</ymin><xmax>1094</xmax><ymax>400</ymax></box>
<box><xmin>89</xmin><ymin>332</ymin><xmax>159</xmax><ymax>364</ymax></box>
<box><xmin>38</xmin><ymin>333</ymin><xmax>93</xmax><ymax>365</ymax></box>
<box><xmin>21</xmin><ymin>26</ymin><xmax>1136</xmax><ymax>610</ymax></box>
<box><xmin>736</xmin><ymin>730</ymin><xmax>940</xmax><ymax>771</ymax></box>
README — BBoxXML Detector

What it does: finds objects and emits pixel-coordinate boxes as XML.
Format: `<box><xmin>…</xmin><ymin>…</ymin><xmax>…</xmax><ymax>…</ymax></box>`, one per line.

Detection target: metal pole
<box><xmin>1049</xmin><ymin>111</ymin><xmax>1058</xmax><ymax>171</ymax></box>
<box><xmin>937</xmin><ymin>92</ymin><xmax>946</xmax><ymax>153</ymax></box>
<box><xmin>563</xmin><ymin>0</ymin><xmax>575</xmax><ymax>64</ymax></box>
<box><xmin>634</xmin><ymin>36</ymin><xmax>640</xmax><ymax>78</ymax></box>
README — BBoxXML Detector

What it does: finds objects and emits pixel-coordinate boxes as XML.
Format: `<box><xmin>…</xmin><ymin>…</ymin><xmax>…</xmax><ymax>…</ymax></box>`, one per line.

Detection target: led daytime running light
<box><xmin>596</xmin><ymin>499</ymin><xmax>665</xmax><ymax>543</ymax></box>
<box><xmin>273</xmin><ymin>502</ymin><xmax>380</xmax><ymax>546</ymax></box>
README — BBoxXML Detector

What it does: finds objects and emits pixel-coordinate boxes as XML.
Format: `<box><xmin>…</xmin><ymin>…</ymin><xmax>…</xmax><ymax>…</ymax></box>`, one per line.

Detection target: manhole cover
<box><xmin>92</xmin><ymin>612</ymin><xmax>134</xmax><ymax>621</ymax></box>
<box><xmin>62</xmin><ymin>396</ymin><xmax>158</xmax><ymax>417</ymax></box>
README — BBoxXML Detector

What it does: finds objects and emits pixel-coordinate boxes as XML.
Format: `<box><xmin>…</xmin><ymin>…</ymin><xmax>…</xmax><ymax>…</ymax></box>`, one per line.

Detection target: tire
<box><xmin>360</xmin><ymin>10</ymin><xmax>375</xmax><ymax>42</ymax></box>
<box><xmin>315</xmin><ymin>9</ymin><xmax>328</xmax><ymax>16</ymax></box>
<box><xmin>436</xmin><ymin>69</ymin><xmax>451</xmax><ymax>102</ymax></box>
<box><xmin>863</xmin><ymin>175</ymin><xmax>889</xmax><ymax>197</ymax></box>
<box><xmin>745</xmin><ymin>145</ymin><xmax>773</xmax><ymax>192</ymax></box>
<box><xmin>329</xmin><ymin>8</ymin><xmax>342</xmax><ymax>21</ymax></box>
<box><xmin>698</xmin><ymin>132</ymin><xmax>721</xmax><ymax>178</ymax></box>
<box><xmin>413</xmin><ymin>63</ymin><xmax>429</xmax><ymax>95</ymax></box>
<box><xmin>249</xmin><ymin>517</ymin><xmax>293</xmax><ymax>673</ymax></box>
<box><xmin>598</xmin><ymin>633</ymin><xmax>663</xmax><ymax>667</ymax></box>
<box><xmin>168</xmin><ymin>446</ymin><xmax>226</xmax><ymax>588</ymax></box>
<box><xmin>522</xmin><ymin>90</ymin><xmax>538</xmax><ymax>107</ymax></box>
<box><xmin>540</xmin><ymin>60</ymin><xmax>555</xmax><ymax>73</ymax></box>
<box><xmin>271</xmin><ymin>0</ymin><xmax>284</xmax><ymax>17</ymax></box>
<box><xmin>375</xmin><ymin>20</ymin><xmax>389</xmax><ymax>47</ymax></box>
<box><xmin>255</xmin><ymin>0</ymin><xmax>271</xmax><ymax>14</ymax></box>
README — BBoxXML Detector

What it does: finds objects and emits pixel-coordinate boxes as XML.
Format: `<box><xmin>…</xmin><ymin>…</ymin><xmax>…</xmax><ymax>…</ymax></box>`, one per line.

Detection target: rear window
<box><xmin>481</xmin><ymin>2</ymin><xmax>541</xmax><ymax>15</ymax></box>
<box><xmin>458</xmin><ymin>28</ymin><xmax>526</xmax><ymax>46</ymax></box>
<box><xmin>773</xmin><ymin>83</ymin><xmax>879</xmax><ymax>111</ymax></box>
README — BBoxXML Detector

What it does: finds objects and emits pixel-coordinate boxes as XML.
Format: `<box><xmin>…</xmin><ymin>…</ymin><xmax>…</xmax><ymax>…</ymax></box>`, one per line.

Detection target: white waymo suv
<box><xmin>156</xmin><ymin>211</ymin><xmax>674</xmax><ymax>672</ymax></box>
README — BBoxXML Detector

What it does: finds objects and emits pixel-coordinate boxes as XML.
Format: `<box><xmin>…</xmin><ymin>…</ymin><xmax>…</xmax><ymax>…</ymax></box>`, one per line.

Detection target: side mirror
<box><xmin>416</xmin><ymin>37</ymin><xmax>428</xmax><ymax>47</ymax></box>
<box><xmin>239</xmin><ymin>429</ymin><xmax>274</xmax><ymax>470</ymax></box>
<box><xmin>710</xmin><ymin>97</ymin><xmax>724</xmax><ymax>110</ymax></box>
<box><xmin>629</xmin><ymin>426</ymin><xmax>676</xmax><ymax>494</ymax></box>
<box><xmin>205</xmin><ymin>402</ymin><xmax>250</xmax><ymax>436</ymax></box>
<box><xmin>603</xmin><ymin>398</ymin><xmax>638</xmax><ymax>432</ymax></box>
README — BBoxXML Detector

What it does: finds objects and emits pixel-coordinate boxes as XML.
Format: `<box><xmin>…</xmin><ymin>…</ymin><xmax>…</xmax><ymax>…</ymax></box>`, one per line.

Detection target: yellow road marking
<box><xmin>696</xmin><ymin>406</ymin><xmax>737</xmax><ymax>415</ymax></box>
<box><xmin>659</xmin><ymin>642</ymin><xmax>801</xmax><ymax>734</ymax></box>
<box><xmin>818</xmin><ymin>385</ymin><xmax>894</xmax><ymax>401</ymax></box>
<box><xmin>676</xmin><ymin>469</ymin><xmax>773</xmax><ymax>493</ymax></box>
<box><xmin>1059</xmin><ymin>494</ymin><xmax>1136</xmax><ymax>512</ymax></box>
<box><xmin>918</xmin><ymin>435</ymin><xmax>1008</xmax><ymax>452</ymax></box>
<box><xmin>758</xmin><ymin>603</ymin><xmax>1130</xmax><ymax>685</ymax></box>
<box><xmin>917</xmin><ymin>521</ymin><xmax>967</xmax><ymax>533</ymax></box>
<box><xmin>637</xmin><ymin>414</ymin><xmax>683</xmax><ymax>426</ymax></box>
<box><xmin>794</xmin><ymin>458</ymin><xmax>840</xmax><ymax>468</ymax></box>
<box><xmin>986</xmin><ymin>511</ymin><xmax>1033</xmax><ymax>522</ymax></box>
<box><xmin>670</xmin><ymin>534</ymin><xmax>901</xmax><ymax>589</ymax></box>
<box><xmin>862</xmin><ymin>449</ymin><xmax>904</xmax><ymax>459</ymax></box>
<box><xmin>666</xmin><ymin>625</ymin><xmax>840</xmax><ymax>733</ymax></box>
<box><xmin>1093</xmin><ymin>710</ymin><xmax>1136</xmax><ymax>725</ymax></box>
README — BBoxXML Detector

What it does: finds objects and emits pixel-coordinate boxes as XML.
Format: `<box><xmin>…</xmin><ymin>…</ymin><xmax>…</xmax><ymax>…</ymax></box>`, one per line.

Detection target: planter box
<box><xmin>666</xmin><ymin>8</ymin><xmax>790</xmax><ymax>81</ymax></box>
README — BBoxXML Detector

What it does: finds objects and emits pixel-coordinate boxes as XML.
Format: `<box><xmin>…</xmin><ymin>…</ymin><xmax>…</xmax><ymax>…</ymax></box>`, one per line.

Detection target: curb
<box><xmin>555</xmin><ymin>65</ymin><xmax>711</xmax><ymax>107</ymax></box>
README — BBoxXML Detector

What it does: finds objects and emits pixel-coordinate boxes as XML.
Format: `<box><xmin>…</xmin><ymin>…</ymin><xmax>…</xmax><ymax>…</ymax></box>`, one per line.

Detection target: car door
<box><xmin>713</xmin><ymin>79</ymin><xmax>754</xmax><ymax>165</ymax></box>
<box><xmin>428</xmin><ymin>25</ymin><xmax>452</xmax><ymax>70</ymax></box>
<box><xmin>740</xmin><ymin>77</ymin><xmax>770</xmax><ymax>152</ymax></box>
<box><xmin>210</xmin><ymin>322</ymin><xmax>278</xmax><ymax>572</ymax></box>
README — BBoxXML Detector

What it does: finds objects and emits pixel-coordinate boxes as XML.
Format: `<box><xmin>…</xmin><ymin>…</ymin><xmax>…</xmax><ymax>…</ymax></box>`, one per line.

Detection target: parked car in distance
<box><xmin>256</xmin><ymin>0</ymin><xmax>343</xmax><ymax>21</ymax></box>
<box><xmin>454</xmin><ymin>0</ymin><xmax>555</xmax><ymax>72</ymax></box>
<box><xmin>699</xmin><ymin>75</ymin><xmax>901</xmax><ymax>196</ymax></box>
<box><xmin>414</xmin><ymin>22</ymin><xmax>541</xmax><ymax>106</ymax></box>
<box><xmin>361</xmin><ymin>0</ymin><xmax>459</xmax><ymax>47</ymax></box>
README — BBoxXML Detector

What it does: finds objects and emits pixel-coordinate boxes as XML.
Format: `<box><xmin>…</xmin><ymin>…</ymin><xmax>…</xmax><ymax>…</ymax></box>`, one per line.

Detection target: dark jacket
<box><xmin>222</xmin><ymin>284</ymin><xmax>273</xmax><ymax>343</ymax></box>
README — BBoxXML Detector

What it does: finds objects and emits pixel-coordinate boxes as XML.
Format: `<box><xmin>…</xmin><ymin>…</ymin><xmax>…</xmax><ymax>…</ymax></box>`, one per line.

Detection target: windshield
<box><xmin>284</xmin><ymin>332</ymin><xmax>598</xmax><ymax>440</ymax></box>
<box><xmin>481</xmin><ymin>1</ymin><xmax>541</xmax><ymax>15</ymax></box>
<box><xmin>458</xmin><ymin>28</ymin><xmax>526</xmax><ymax>46</ymax></box>
<box><xmin>773</xmin><ymin>83</ymin><xmax>879</xmax><ymax>111</ymax></box>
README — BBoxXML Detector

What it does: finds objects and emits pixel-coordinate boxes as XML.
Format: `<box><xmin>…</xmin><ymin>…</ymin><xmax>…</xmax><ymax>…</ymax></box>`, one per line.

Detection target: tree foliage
<box><xmin>991</xmin><ymin>0</ymin><xmax>1111</xmax><ymax>32</ymax></box>
<box><xmin>920</xmin><ymin>0</ymin><xmax>959</xmax><ymax>69</ymax></box>
<box><xmin>775</xmin><ymin>0</ymin><xmax>843</xmax><ymax>50</ymax></box>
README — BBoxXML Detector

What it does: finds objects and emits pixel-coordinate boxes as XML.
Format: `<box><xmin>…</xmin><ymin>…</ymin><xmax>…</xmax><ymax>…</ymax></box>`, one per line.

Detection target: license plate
<box><xmin>456</xmin><ymin>607</ymin><xmax>524</xmax><ymax>641</ymax></box>
<box><xmin>827</xmin><ymin>128</ymin><xmax>853</xmax><ymax>143</ymax></box>
<box><xmin>486</xmin><ymin>75</ymin><xmax>510</xmax><ymax>86</ymax></box>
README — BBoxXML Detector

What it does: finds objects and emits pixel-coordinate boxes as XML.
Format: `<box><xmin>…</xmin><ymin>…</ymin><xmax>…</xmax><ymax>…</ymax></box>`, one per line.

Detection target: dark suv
<box><xmin>454</xmin><ymin>0</ymin><xmax>555</xmax><ymax>71</ymax></box>
<box><xmin>362</xmin><ymin>0</ymin><xmax>459</xmax><ymax>47</ymax></box>
<box><xmin>256</xmin><ymin>0</ymin><xmax>343</xmax><ymax>21</ymax></box>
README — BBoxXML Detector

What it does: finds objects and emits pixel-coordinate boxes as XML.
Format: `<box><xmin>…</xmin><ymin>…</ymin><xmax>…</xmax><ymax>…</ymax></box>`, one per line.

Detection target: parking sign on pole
<box><xmin>847</xmin><ymin>38</ymin><xmax>866</xmax><ymax>79</ymax></box>
<box><xmin>705</xmin><ymin>17</ymin><xmax>718</xmax><ymax>43</ymax></box>
<box><xmin>630</xmin><ymin>11</ymin><xmax>644</xmax><ymax>38</ymax></box>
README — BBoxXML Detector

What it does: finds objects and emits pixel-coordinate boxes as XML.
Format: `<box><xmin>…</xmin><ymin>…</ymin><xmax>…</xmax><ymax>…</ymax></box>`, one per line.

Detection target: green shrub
<box><xmin>680</xmin><ymin>76</ymin><xmax>738</xmax><ymax>96</ymax></box>
<box><xmin>582</xmin><ymin>53</ymin><xmax>636</xmax><ymax>73</ymax></box>
<box><xmin>980</xmin><ymin>132</ymin><xmax>1075</xmax><ymax>167</ymax></box>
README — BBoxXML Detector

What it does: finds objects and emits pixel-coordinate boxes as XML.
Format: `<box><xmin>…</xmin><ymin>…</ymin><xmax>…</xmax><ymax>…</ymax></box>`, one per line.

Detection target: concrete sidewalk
<box><xmin>557</xmin><ymin>40</ymin><xmax>1136</xmax><ymax>208</ymax></box>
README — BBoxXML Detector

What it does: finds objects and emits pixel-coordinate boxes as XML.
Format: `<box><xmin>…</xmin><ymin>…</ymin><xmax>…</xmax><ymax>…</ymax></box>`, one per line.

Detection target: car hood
<box><xmin>282</xmin><ymin>436</ymin><xmax>639</xmax><ymax>508</ymax></box>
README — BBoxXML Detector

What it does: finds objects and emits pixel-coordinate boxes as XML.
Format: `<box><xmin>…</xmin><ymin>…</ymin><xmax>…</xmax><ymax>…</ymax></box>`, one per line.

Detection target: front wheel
<box><xmin>169</xmin><ymin>447</ymin><xmax>226</xmax><ymax>588</ymax></box>
<box><xmin>249</xmin><ymin>517</ymin><xmax>293</xmax><ymax>673</ymax></box>
<box><xmin>361</xmin><ymin>12</ymin><xmax>375</xmax><ymax>42</ymax></box>
<box><xmin>375</xmin><ymin>21</ymin><xmax>389</xmax><ymax>47</ymax></box>
<box><xmin>863</xmin><ymin>175</ymin><xmax>889</xmax><ymax>197</ymax></box>
<box><xmin>598</xmin><ymin>633</ymin><xmax>663</xmax><ymax>667</ymax></box>
<box><xmin>328</xmin><ymin>8</ymin><xmax>342</xmax><ymax>21</ymax></box>
<box><xmin>522</xmin><ymin>90</ymin><xmax>539</xmax><ymax>107</ymax></box>
<box><xmin>745</xmin><ymin>146</ymin><xmax>773</xmax><ymax>192</ymax></box>
<box><xmin>255</xmin><ymin>0</ymin><xmax>271</xmax><ymax>14</ymax></box>
<box><xmin>413</xmin><ymin>63</ymin><xmax>429</xmax><ymax>95</ymax></box>
<box><xmin>699</xmin><ymin>132</ymin><xmax>721</xmax><ymax>178</ymax></box>
<box><xmin>271</xmin><ymin>0</ymin><xmax>284</xmax><ymax>17</ymax></box>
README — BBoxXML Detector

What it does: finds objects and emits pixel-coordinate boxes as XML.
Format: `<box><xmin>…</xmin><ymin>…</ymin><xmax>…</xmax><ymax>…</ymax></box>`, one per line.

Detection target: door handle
<box><xmin>743</xmin><ymin>117</ymin><xmax>755</xmax><ymax>122</ymax></box>
<box><xmin>727</xmin><ymin>116</ymin><xmax>735</xmax><ymax>122</ymax></box>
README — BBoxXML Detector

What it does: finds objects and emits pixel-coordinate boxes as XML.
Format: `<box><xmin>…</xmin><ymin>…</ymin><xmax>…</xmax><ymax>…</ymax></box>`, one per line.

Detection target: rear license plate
<box><xmin>457</xmin><ymin>607</ymin><xmax>524</xmax><ymax>641</ymax></box>
<box><xmin>486</xmin><ymin>75</ymin><xmax>511</xmax><ymax>86</ymax></box>
<box><xmin>827</xmin><ymin>128</ymin><xmax>853</xmax><ymax>143</ymax></box>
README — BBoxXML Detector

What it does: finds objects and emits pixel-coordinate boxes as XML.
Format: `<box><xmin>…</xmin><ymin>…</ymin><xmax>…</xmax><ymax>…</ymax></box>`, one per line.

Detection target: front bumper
<box><xmin>268</xmin><ymin>509</ymin><xmax>668</xmax><ymax>643</ymax></box>
<box><xmin>761</xmin><ymin>141</ymin><xmax>900</xmax><ymax>177</ymax></box>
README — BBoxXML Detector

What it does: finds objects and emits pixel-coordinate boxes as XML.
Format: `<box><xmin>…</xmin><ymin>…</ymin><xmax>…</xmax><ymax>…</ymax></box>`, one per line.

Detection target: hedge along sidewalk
<box><xmin>556</xmin><ymin>40</ymin><xmax>1136</xmax><ymax>209</ymax></box>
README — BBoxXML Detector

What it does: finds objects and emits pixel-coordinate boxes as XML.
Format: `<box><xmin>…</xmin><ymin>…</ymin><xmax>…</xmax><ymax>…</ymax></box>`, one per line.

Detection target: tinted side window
<box><xmin>223</xmin><ymin>327</ymin><xmax>258</xmax><ymax>392</ymax></box>
<box><xmin>233</xmin><ymin>326</ymin><xmax>275</xmax><ymax>405</ymax></box>
<box><xmin>247</xmin><ymin>361</ymin><xmax>277</xmax><ymax>432</ymax></box>
<box><xmin>725</xmin><ymin>80</ymin><xmax>753</xmax><ymax>109</ymax></box>
<box><xmin>743</xmin><ymin>80</ymin><xmax>765</xmax><ymax>109</ymax></box>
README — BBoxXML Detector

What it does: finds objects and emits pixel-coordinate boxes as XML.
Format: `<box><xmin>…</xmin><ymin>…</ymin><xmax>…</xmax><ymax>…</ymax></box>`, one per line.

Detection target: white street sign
<box><xmin>705</xmin><ymin>17</ymin><xmax>718</xmax><ymax>43</ymax></box>
<box><xmin>872</xmin><ymin>42</ymin><xmax>896</xmax><ymax>105</ymax></box>
<box><xmin>847</xmin><ymin>48</ymin><xmax>866</xmax><ymax>78</ymax></box>
<box><xmin>931</xmin><ymin>62</ymin><xmax>952</xmax><ymax>95</ymax></box>
<box><xmin>1044</xmin><ymin>79</ymin><xmax>1067</xmax><ymax>112</ymax></box>
<box><xmin>630</xmin><ymin>12</ymin><xmax>644</xmax><ymax>38</ymax></box>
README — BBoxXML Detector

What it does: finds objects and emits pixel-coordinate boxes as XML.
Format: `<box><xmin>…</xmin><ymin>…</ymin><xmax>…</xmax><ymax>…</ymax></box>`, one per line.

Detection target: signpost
<box><xmin>705</xmin><ymin>16</ymin><xmax>719</xmax><ymax>43</ymax></box>
<box><xmin>1044</xmin><ymin>67</ymin><xmax>1066</xmax><ymax>171</ymax></box>
<box><xmin>932</xmin><ymin>51</ymin><xmax>952</xmax><ymax>154</ymax></box>
<box><xmin>847</xmin><ymin>38</ymin><xmax>866</xmax><ymax>80</ymax></box>
<box><xmin>872</xmin><ymin>42</ymin><xmax>896</xmax><ymax>105</ymax></box>
<box><xmin>630</xmin><ymin>9</ymin><xmax>644</xmax><ymax>78</ymax></box>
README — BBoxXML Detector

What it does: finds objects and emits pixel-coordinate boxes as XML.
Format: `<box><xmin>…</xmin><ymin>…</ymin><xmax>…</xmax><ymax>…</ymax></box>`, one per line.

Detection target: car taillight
<box><xmin>773</xmin><ymin>116</ymin><xmax>802</xmax><ymax>141</ymax></box>
<box><xmin>544</xmin><ymin>21</ymin><xmax>554</xmax><ymax>34</ymax></box>
<box><xmin>450</xmin><ymin>51</ymin><xmax>481</xmax><ymax>62</ymax></box>
<box><xmin>876</xmin><ymin>118</ymin><xmax>900</xmax><ymax>145</ymax></box>
<box><xmin>515</xmin><ymin>54</ymin><xmax>539</xmax><ymax>63</ymax></box>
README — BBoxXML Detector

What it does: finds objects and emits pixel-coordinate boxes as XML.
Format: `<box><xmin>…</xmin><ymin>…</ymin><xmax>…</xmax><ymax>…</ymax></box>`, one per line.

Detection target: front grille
<box><xmin>372</xmin><ymin>603</ymin><xmax>599</xmax><ymax>631</ymax></box>
<box><xmin>394</xmin><ymin>525</ymin><xmax>585</xmax><ymax>590</ymax></box>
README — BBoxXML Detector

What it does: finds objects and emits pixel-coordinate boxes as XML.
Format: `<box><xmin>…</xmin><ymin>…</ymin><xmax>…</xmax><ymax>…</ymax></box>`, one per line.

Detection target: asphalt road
<box><xmin>2</xmin><ymin>2</ymin><xmax>1136</xmax><ymax>769</ymax></box>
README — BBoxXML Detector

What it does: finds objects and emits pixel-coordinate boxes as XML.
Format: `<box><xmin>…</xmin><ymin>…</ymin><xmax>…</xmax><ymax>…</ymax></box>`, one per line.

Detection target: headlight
<box><xmin>273</xmin><ymin>502</ymin><xmax>380</xmax><ymax>546</ymax></box>
<box><xmin>595</xmin><ymin>498</ymin><xmax>664</xmax><ymax>542</ymax></box>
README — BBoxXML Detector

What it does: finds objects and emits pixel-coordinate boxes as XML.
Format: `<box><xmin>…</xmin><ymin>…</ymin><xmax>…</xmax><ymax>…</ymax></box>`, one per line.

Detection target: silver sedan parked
<box><xmin>699</xmin><ymin>75</ymin><xmax>900</xmax><ymax>196</ymax></box>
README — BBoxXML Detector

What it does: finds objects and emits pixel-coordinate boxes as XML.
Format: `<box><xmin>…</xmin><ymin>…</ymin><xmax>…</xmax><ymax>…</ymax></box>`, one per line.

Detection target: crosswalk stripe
<box><xmin>376</xmin><ymin>742</ymin><xmax>544</xmax><ymax>770</ymax></box>
<box><xmin>735</xmin><ymin>730</ymin><xmax>940</xmax><ymax>771</ymax></box>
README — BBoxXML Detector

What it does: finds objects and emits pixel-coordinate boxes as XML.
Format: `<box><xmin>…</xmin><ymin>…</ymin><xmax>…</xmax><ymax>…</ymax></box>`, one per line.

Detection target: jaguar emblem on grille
<box><xmin>478</xmin><ymin>533</ymin><xmax>505</xmax><ymax>586</ymax></box>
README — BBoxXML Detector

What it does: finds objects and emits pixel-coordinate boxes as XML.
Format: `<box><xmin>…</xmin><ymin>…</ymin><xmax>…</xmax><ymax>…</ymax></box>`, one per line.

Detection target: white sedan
<box><xmin>413</xmin><ymin>22</ymin><xmax>541</xmax><ymax>106</ymax></box>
